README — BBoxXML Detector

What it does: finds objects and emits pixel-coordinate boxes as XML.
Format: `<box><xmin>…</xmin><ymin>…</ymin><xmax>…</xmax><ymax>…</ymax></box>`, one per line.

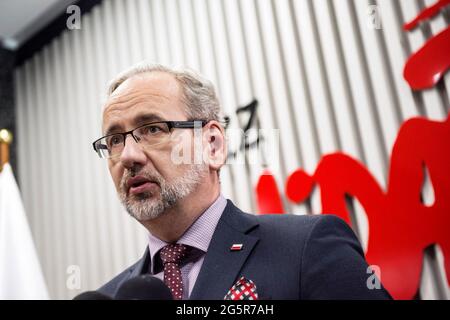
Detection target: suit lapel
<box><xmin>108</xmin><ymin>247</ymin><xmax>150</xmax><ymax>297</ymax></box>
<box><xmin>189</xmin><ymin>200</ymin><xmax>259</xmax><ymax>300</ymax></box>
<box><xmin>129</xmin><ymin>246</ymin><xmax>151</xmax><ymax>278</ymax></box>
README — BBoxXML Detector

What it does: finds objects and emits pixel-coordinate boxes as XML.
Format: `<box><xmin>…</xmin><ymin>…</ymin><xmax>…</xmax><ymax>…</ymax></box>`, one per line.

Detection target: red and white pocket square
<box><xmin>224</xmin><ymin>276</ymin><xmax>259</xmax><ymax>300</ymax></box>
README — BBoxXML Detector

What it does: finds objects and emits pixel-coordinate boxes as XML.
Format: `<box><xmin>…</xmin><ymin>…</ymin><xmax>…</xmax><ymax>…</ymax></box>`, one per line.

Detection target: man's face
<box><xmin>102</xmin><ymin>72</ymin><xmax>207</xmax><ymax>221</ymax></box>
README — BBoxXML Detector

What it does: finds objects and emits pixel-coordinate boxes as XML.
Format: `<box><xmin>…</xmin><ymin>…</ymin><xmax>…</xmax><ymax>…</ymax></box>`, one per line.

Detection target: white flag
<box><xmin>0</xmin><ymin>163</ymin><xmax>49</xmax><ymax>299</ymax></box>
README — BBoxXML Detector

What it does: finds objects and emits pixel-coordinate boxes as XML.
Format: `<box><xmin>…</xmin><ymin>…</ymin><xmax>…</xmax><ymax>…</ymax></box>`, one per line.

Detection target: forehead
<box><xmin>102</xmin><ymin>72</ymin><xmax>187</xmax><ymax>132</ymax></box>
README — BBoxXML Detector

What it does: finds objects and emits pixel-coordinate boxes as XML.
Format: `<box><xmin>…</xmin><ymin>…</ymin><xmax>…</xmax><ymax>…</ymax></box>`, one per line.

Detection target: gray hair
<box><xmin>106</xmin><ymin>62</ymin><xmax>224</xmax><ymax>123</ymax></box>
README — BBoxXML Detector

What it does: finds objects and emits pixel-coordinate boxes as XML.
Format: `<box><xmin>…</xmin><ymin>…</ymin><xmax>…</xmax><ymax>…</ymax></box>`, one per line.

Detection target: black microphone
<box><xmin>116</xmin><ymin>275</ymin><xmax>173</xmax><ymax>300</ymax></box>
<box><xmin>73</xmin><ymin>291</ymin><xmax>112</xmax><ymax>300</ymax></box>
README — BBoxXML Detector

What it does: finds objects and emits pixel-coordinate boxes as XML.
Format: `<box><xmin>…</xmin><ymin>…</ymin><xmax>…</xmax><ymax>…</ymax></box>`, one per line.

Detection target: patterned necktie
<box><xmin>159</xmin><ymin>243</ymin><xmax>188</xmax><ymax>300</ymax></box>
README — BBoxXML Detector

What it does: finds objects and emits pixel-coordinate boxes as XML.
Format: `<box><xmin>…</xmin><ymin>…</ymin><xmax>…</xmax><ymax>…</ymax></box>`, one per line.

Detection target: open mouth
<box><xmin>127</xmin><ymin>176</ymin><xmax>158</xmax><ymax>195</ymax></box>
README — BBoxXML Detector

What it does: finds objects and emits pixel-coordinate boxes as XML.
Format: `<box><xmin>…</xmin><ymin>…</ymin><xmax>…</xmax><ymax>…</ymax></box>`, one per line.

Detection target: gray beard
<box><xmin>119</xmin><ymin>164</ymin><xmax>207</xmax><ymax>221</ymax></box>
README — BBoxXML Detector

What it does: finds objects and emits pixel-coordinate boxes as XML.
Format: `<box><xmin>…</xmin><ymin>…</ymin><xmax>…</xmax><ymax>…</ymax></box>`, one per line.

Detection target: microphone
<box><xmin>116</xmin><ymin>275</ymin><xmax>173</xmax><ymax>300</ymax></box>
<box><xmin>73</xmin><ymin>291</ymin><xmax>112</xmax><ymax>300</ymax></box>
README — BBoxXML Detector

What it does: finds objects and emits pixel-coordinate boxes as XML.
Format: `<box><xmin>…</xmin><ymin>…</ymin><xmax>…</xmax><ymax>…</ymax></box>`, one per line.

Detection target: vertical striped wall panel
<box><xmin>13</xmin><ymin>0</ymin><xmax>449</xmax><ymax>299</ymax></box>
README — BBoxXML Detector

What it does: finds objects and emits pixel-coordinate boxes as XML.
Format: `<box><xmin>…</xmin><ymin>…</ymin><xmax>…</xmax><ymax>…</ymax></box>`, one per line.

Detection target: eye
<box><xmin>140</xmin><ymin>123</ymin><xmax>166</xmax><ymax>135</ymax></box>
<box><xmin>106</xmin><ymin>134</ymin><xmax>123</xmax><ymax>148</ymax></box>
<box><xmin>148</xmin><ymin>125</ymin><xmax>162</xmax><ymax>134</ymax></box>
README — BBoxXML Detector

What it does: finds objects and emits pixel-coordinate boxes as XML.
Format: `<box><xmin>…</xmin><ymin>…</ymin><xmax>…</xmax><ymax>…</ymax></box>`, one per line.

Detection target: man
<box><xmin>94</xmin><ymin>63</ymin><xmax>391</xmax><ymax>300</ymax></box>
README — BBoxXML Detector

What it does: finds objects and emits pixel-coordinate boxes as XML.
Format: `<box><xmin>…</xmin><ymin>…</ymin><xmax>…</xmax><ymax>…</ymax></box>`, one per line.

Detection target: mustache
<box><xmin>119</xmin><ymin>169</ymin><xmax>163</xmax><ymax>193</ymax></box>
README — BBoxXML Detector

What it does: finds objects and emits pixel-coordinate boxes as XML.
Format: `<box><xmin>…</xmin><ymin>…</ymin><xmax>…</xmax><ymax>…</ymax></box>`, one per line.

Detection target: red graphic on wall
<box><xmin>255</xmin><ymin>169</ymin><xmax>285</xmax><ymax>214</ymax></box>
<box><xmin>254</xmin><ymin>0</ymin><xmax>450</xmax><ymax>299</ymax></box>
<box><xmin>256</xmin><ymin>114</ymin><xmax>450</xmax><ymax>300</ymax></box>
<box><xmin>403</xmin><ymin>0</ymin><xmax>450</xmax><ymax>90</ymax></box>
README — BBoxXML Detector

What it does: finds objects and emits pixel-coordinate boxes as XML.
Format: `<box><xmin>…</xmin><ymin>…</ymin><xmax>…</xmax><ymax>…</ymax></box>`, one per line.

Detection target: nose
<box><xmin>119</xmin><ymin>134</ymin><xmax>147</xmax><ymax>169</ymax></box>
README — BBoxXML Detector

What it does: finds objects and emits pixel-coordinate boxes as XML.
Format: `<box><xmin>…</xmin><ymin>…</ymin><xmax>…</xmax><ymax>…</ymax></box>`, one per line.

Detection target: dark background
<box><xmin>0</xmin><ymin>47</ymin><xmax>17</xmax><ymax>176</ymax></box>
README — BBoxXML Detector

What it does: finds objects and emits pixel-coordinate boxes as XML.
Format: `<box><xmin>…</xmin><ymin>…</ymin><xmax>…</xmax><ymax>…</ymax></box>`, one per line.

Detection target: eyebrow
<box><xmin>104</xmin><ymin>113</ymin><xmax>167</xmax><ymax>135</ymax></box>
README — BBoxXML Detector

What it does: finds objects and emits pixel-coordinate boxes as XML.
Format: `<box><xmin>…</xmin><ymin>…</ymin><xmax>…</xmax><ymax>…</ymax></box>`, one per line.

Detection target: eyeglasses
<box><xmin>92</xmin><ymin>120</ymin><xmax>208</xmax><ymax>159</ymax></box>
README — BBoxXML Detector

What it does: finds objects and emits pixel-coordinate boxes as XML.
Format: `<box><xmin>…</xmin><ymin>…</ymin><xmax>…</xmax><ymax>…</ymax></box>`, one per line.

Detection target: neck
<box><xmin>141</xmin><ymin>181</ymin><xmax>220</xmax><ymax>243</ymax></box>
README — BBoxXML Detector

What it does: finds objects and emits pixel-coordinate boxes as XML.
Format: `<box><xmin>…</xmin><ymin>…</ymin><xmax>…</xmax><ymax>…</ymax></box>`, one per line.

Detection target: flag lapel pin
<box><xmin>230</xmin><ymin>243</ymin><xmax>243</xmax><ymax>251</ymax></box>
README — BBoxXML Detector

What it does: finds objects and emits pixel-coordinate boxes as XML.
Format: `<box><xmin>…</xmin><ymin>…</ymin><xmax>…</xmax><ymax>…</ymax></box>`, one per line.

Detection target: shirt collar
<box><xmin>147</xmin><ymin>194</ymin><xmax>227</xmax><ymax>273</ymax></box>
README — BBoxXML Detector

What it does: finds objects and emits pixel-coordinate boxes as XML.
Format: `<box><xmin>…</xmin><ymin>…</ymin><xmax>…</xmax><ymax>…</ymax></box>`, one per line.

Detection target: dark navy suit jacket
<box><xmin>98</xmin><ymin>200</ymin><xmax>392</xmax><ymax>299</ymax></box>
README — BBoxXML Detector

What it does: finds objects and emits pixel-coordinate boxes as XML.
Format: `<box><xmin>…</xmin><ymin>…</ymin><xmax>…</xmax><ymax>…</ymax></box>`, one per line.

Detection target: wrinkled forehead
<box><xmin>103</xmin><ymin>71</ymin><xmax>182</xmax><ymax>110</ymax></box>
<box><xmin>102</xmin><ymin>72</ymin><xmax>187</xmax><ymax>132</ymax></box>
